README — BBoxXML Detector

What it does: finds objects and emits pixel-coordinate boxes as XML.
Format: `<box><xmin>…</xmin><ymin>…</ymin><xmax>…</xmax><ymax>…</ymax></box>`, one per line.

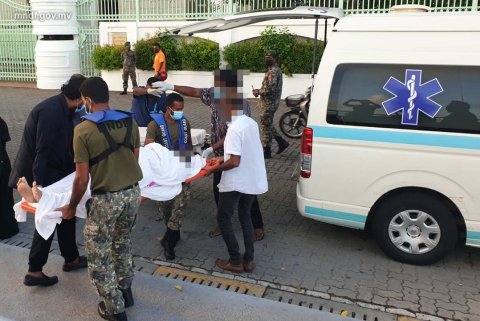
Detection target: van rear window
<box><xmin>326</xmin><ymin>64</ymin><xmax>480</xmax><ymax>134</ymax></box>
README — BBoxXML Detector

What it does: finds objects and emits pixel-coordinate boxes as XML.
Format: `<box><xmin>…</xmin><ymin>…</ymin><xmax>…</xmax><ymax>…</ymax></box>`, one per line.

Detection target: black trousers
<box><xmin>28</xmin><ymin>217</ymin><xmax>79</xmax><ymax>272</ymax></box>
<box><xmin>213</xmin><ymin>171</ymin><xmax>264</xmax><ymax>229</ymax></box>
<box><xmin>217</xmin><ymin>191</ymin><xmax>255</xmax><ymax>265</ymax></box>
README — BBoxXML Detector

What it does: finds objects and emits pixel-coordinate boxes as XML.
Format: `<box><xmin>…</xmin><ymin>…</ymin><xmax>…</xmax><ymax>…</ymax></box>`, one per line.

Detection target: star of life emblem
<box><xmin>382</xmin><ymin>69</ymin><xmax>444</xmax><ymax>125</ymax></box>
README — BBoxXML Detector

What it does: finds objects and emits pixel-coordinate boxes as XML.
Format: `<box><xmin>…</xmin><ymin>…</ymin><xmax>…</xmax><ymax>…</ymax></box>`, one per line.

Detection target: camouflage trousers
<box><xmin>84</xmin><ymin>185</ymin><xmax>141</xmax><ymax>315</ymax></box>
<box><xmin>122</xmin><ymin>67</ymin><xmax>137</xmax><ymax>90</ymax></box>
<box><xmin>158</xmin><ymin>183</ymin><xmax>191</xmax><ymax>231</ymax></box>
<box><xmin>260</xmin><ymin>101</ymin><xmax>281</xmax><ymax>148</ymax></box>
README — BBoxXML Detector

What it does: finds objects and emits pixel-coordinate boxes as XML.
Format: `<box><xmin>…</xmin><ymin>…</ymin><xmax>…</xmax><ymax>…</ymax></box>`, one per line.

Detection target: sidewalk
<box><xmin>0</xmin><ymin>243</ymin><xmax>348</xmax><ymax>321</ymax></box>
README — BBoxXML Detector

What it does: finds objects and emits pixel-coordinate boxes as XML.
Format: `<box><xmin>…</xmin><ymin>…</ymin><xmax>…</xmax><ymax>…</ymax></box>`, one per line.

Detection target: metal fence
<box><xmin>76</xmin><ymin>0</ymin><xmax>478</xmax><ymax>21</ymax></box>
<box><xmin>79</xmin><ymin>28</ymin><xmax>101</xmax><ymax>77</ymax></box>
<box><xmin>0</xmin><ymin>0</ymin><xmax>36</xmax><ymax>82</ymax></box>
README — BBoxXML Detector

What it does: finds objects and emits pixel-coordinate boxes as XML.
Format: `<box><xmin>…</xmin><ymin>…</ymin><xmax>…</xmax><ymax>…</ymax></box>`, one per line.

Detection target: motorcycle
<box><xmin>279</xmin><ymin>86</ymin><xmax>311</xmax><ymax>139</ymax></box>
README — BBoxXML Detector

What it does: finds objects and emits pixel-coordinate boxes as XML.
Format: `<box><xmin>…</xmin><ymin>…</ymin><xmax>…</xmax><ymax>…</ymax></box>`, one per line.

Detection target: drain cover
<box><xmin>153</xmin><ymin>266</ymin><xmax>266</xmax><ymax>297</ymax></box>
<box><xmin>264</xmin><ymin>289</ymin><xmax>397</xmax><ymax>321</ymax></box>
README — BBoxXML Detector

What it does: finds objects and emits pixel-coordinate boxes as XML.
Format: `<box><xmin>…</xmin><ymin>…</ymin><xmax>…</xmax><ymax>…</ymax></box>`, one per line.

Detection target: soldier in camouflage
<box><xmin>253</xmin><ymin>50</ymin><xmax>290</xmax><ymax>159</ymax></box>
<box><xmin>57</xmin><ymin>77</ymin><xmax>143</xmax><ymax>321</ymax></box>
<box><xmin>120</xmin><ymin>42</ymin><xmax>137</xmax><ymax>95</ymax></box>
<box><xmin>144</xmin><ymin>93</ymin><xmax>193</xmax><ymax>261</ymax></box>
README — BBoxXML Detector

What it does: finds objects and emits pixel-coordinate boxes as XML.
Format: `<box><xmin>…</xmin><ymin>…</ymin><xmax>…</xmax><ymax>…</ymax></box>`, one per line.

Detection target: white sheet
<box><xmin>13</xmin><ymin>143</ymin><xmax>206</xmax><ymax>240</ymax></box>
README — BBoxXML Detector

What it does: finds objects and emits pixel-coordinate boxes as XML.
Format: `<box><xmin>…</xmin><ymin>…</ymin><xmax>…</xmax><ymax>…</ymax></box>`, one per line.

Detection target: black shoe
<box><xmin>263</xmin><ymin>147</ymin><xmax>272</xmax><ymax>159</ymax></box>
<box><xmin>119</xmin><ymin>90</ymin><xmax>127</xmax><ymax>95</ymax></box>
<box><xmin>121</xmin><ymin>287</ymin><xmax>134</xmax><ymax>308</ymax></box>
<box><xmin>63</xmin><ymin>255</ymin><xmax>88</xmax><ymax>272</ymax></box>
<box><xmin>275</xmin><ymin>136</ymin><xmax>290</xmax><ymax>154</ymax></box>
<box><xmin>24</xmin><ymin>273</ymin><xmax>58</xmax><ymax>287</ymax></box>
<box><xmin>98</xmin><ymin>302</ymin><xmax>128</xmax><ymax>321</ymax></box>
<box><xmin>161</xmin><ymin>237</ymin><xmax>176</xmax><ymax>260</ymax></box>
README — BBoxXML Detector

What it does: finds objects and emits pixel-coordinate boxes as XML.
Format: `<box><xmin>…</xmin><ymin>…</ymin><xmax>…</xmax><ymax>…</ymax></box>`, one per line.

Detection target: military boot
<box><xmin>275</xmin><ymin>135</ymin><xmax>290</xmax><ymax>154</ymax></box>
<box><xmin>263</xmin><ymin>147</ymin><xmax>272</xmax><ymax>159</ymax></box>
<box><xmin>119</xmin><ymin>89</ymin><xmax>127</xmax><ymax>95</ymax></box>
<box><xmin>161</xmin><ymin>228</ymin><xmax>177</xmax><ymax>260</ymax></box>
<box><xmin>121</xmin><ymin>287</ymin><xmax>134</xmax><ymax>308</ymax></box>
<box><xmin>97</xmin><ymin>302</ymin><xmax>128</xmax><ymax>321</ymax></box>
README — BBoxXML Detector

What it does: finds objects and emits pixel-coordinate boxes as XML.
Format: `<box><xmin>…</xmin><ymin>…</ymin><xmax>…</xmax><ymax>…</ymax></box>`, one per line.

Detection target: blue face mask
<box><xmin>76</xmin><ymin>104</ymin><xmax>90</xmax><ymax>115</ymax></box>
<box><xmin>169</xmin><ymin>108</ymin><xmax>183</xmax><ymax>120</ymax></box>
<box><xmin>214</xmin><ymin>87</ymin><xmax>222</xmax><ymax>99</ymax></box>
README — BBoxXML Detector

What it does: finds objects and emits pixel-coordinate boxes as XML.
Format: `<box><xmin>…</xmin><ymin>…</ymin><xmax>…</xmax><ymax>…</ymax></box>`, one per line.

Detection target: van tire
<box><xmin>373</xmin><ymin>192</ymin><xmax>457</xmax><ymax>265</ymax></box>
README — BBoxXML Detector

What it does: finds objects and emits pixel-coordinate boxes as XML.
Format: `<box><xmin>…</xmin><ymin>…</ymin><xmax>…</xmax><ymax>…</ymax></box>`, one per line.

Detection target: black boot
<box><xmin>275</xmin><ymin>136</ymin><xmax>290</xmax><ymax>154</ymax></box>
<box><xmin>161</xmin><ymin>228</ymin><xmax>177</xmax><ymax>260</ymax></box>
<box><xmin>263</xmin><ymin>147</ymin><xmax>272</xmax><ymax>159</ymax></box>
<box><xmin>119</xmin><ymin>89</ymin><xmax>127</xmax><ymax>95</ymax></box>
<box><xmin>121</xmin><ymin>287</ymin><xmax>134</xmax><ymax>308</ymax></box>
<box><xmin>98</xmin><ymin>302</ymin><xmax>128</xmax><ymax>321</ymax></box>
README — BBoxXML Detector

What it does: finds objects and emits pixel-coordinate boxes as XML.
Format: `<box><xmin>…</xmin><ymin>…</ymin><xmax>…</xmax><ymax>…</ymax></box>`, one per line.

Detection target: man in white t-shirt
<box><xmin>205</xmin><ymin>84</ymin><xmax>268</xmax><ymax>273</ymax></box>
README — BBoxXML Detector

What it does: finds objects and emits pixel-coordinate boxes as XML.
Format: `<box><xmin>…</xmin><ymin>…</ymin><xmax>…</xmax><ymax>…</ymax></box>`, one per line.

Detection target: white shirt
<box><xmin>218</xmin><ymin>115</ymin><xmax>268</xmax><ymax>194</ymax></box>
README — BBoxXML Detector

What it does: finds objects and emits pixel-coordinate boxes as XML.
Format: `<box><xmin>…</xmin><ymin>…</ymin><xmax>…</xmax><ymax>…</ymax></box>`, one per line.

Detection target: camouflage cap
<box><xmin>265</xmin><ymin>50</ymin><xmax>278</xmax><ymax>57</ymax></box>
<box><xmin>124</xmin><ymin>41</ymin><xmax>131</xmax><ymax>46</ymax></box>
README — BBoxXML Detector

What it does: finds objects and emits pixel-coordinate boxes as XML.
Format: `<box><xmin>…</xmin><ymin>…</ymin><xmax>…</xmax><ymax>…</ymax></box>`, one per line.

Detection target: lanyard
<box><xmin>146</xmin><ymin>98</ymin><xmax>159</xmax><ymax>114</ymax></box>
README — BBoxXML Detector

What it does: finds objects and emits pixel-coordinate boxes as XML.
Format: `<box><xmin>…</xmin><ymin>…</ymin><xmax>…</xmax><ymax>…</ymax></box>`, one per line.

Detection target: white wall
<box><xmin>98</xmin><ymin>19</ymin><xmax>335</xmax><ymax>47</ymax></box>
<box><xmin>103</xmin><ymin>70</ymin><xmax>314</xmax><ymax>99</ymax></box>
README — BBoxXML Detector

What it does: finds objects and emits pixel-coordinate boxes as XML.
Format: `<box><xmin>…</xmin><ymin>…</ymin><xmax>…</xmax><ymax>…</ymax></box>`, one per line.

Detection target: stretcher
<box><xmin>20</xmin><ymin>158</ymin><xmax>220</xmax><ymax>214</ymax></box>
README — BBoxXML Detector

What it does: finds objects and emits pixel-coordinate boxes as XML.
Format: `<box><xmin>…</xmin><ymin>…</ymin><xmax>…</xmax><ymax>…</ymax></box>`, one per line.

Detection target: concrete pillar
<box><xmin>30</xmin><ymin>0</ymin><xmax>80</xmax><ymax>89</ymax></box>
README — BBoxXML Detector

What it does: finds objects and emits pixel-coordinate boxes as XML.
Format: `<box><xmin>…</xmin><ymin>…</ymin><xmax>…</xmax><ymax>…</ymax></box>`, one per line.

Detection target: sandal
<box><xmin>254</xmin><ymin>228</ymin><xmax>264</xmax><ymax>241</ymax></box>
<box><xmin>208</xmin><ymin>226</ymin><xmax>222</xmax><ymax>238</ymax></box>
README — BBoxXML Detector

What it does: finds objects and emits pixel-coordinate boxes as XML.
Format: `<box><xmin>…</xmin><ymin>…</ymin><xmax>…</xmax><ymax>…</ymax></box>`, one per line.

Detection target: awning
<box><xmin>171</xmin><ymin>6</ymin><xmax>344</xmax><ymax>35</ymax></box>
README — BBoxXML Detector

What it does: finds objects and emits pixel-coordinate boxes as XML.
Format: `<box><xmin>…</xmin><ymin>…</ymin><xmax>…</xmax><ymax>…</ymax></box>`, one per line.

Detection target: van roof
<box><xmin>335</xmin><ymin>12</ymin><xmax>480</xmax><ymax>32</ymax></box>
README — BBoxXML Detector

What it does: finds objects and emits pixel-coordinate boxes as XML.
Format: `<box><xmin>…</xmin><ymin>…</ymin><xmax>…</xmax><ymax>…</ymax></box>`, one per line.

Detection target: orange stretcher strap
<box><xmin>21</xmin><ymin>159</ymin><xmax>220</xmax><ymax>214</ymax></box>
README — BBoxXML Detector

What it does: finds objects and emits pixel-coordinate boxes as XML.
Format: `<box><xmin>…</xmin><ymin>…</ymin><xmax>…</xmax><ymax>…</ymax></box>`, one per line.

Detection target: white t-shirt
<box><xmin>218</xmin><ymin>115</ymin><xmax>268</xmax><ymax>194</ymax></box>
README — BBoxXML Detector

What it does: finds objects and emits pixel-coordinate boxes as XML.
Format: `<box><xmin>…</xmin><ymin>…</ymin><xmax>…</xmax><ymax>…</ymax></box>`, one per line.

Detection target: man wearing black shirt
<box><xmin>9</xmin><ymin>74</ymin><xmax>88</xmax><ymax>286</ymax></box>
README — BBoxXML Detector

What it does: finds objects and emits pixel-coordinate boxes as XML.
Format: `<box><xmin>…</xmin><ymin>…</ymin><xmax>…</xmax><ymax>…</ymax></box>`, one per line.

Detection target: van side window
<box><xmin>326</xmin><ymin>64</ymin><xmax>480</xmax><ymax>134</ymax></box>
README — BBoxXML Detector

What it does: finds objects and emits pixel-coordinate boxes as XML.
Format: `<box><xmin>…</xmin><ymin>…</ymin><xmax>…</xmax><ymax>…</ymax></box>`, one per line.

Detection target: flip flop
<box><xmin>254</xmin><ymin>228</ymin><xmax>264</xmax><ymax>241</ymax></box>
<box><xmin>208</xmin><ymin>226</ymin><xmax>222</xmax><ymax>238</ymax></box>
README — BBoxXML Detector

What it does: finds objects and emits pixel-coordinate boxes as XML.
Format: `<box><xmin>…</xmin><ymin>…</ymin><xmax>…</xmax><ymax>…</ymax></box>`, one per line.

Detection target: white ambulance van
<box><xmin>172</xmin><ymin>6</ymin><xmax>480</xmax><ymax>265</ymax></box>
<box><xmin>297</xmin><ymin>10</ymin><xmax>480</xmax><ymax>265</ymax></box>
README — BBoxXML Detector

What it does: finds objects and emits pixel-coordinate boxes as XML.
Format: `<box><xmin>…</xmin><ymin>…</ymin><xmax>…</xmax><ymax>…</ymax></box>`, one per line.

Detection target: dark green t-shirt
<box><xmin>146</xmin><ymin>119</ymin><xmax>179</xmax><ymax>145</ymax></box>
<box><xmin>146</xmin><ymin>117</ymin><xmax>192</xmax><ymax>150</ymax></box>
<box><xmin>74</xmin><ymin>117</ymin><xmax>143</xmax><ymax>192</ymax></box>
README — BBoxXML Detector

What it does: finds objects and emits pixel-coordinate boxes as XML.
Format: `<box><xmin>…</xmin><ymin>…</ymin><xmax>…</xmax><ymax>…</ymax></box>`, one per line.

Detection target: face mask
<box><xmin>169</xmin><ymin>108</ymin><xmax>183</xmax><ymax>120</ymax></box>
<box><xmin>213</xmin><ymin>87</ymin><xmax>222</xmax><ymax>99</ymax></box>
<box><xmin>76</xmin><ymin>104</ymin><xmax>90</xmax><ymax>115</ymax></box>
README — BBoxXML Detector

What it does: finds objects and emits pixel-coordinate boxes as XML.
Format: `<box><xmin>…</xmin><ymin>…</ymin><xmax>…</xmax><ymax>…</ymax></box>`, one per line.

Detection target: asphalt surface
<box><xmin>1</xmin><ymin>85</ymin><xmax>480</xmax><ymax>321</ymax></box>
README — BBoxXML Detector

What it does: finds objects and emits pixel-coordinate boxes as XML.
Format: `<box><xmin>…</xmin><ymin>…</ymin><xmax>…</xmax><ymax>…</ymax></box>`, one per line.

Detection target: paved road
<box><xmin>1</xmin><ymin>86</ymin><xmax>480</xmax><ymax>321</ymax></box>
<box><xmin>0</xmin><ymin>243</ymin><xmax>350</xmax><ymax>321</ymax></box>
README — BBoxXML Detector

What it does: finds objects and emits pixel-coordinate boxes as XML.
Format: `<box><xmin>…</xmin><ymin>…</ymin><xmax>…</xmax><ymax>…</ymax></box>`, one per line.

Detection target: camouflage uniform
<box><xmin>84</xmin><ymin>185</ymin><xmax>141</xmax><ymax>314</ymax></box>
<box><xmin>259</xmin><ymin>63</ymin><xmax>283</xmax><ymax>148</ymax></box>
<box><xmin>121</xmin><ymin>49</ymin><xmax>137</xmax><ymax>91</ymax></box>
<box><xmin>159</xmin><ymin>183</ymin><xmax>191</xmax><ymax>231</ymax></box>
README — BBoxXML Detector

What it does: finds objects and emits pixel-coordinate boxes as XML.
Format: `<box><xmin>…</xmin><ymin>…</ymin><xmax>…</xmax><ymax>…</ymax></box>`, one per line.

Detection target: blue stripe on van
<box><xmin>305</xmin><ymin>206</ymin><xmax>366</xmax><ymax>223</ymax></box>
<box><xmin>310</xmin><ymin>126</ymin><xmax>480</xmax><ymax>150</ymax></box>
<box><xmin>467</xmin><ymin>231</ymin><xmax>480</xmax><ymax>246</ymax></box>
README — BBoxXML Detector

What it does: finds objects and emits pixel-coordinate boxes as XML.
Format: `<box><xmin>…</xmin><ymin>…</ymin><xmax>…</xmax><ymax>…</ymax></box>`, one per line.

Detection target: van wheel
<box><xmin>373</xmin><ymin>192</ymin><xmax>457</xmax><ymax>265</ymax></box>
